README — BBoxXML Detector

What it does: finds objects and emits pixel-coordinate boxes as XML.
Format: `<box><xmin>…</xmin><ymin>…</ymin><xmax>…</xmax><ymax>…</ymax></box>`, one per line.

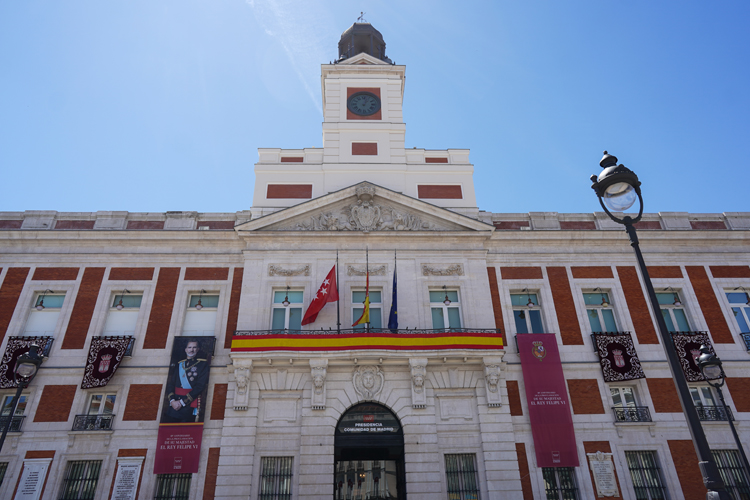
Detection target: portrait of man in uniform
<box><xmin>162</xmin><ymin>337</ymin><xmax>214</xmax><ymax>423</ymax></box>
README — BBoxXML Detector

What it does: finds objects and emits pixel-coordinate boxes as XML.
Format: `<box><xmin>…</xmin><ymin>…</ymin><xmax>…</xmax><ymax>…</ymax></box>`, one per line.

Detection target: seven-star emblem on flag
<box><xmin>301</xmin><ymin>265</ymin><xmax>339</xmax><ymax>326</ymax></box>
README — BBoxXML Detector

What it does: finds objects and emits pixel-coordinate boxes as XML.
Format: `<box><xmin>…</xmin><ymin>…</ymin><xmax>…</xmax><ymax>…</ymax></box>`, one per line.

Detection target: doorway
<box><xmin>334</xmin><ymin>402</ymin><xmax>406</xmax><ymax>499</ymax></box>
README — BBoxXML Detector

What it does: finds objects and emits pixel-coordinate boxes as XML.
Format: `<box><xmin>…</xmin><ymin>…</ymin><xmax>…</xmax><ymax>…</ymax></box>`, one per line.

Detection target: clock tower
<box><xmin>252</xmin><ymin>22</ymin><xmax>477</xmax><ymax>218</ymax></box>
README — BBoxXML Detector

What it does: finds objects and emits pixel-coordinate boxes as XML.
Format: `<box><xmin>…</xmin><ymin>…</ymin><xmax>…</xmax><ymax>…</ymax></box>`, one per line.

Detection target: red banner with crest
<box><xmin>593</xmin><ymin>333</ymin><xmax>645</xmax><ymax>382</ymax></box>
<box><xmin>81</xmin><ymin>336</ymin><xmax>133</xmax><ymax>389</ymax></box>
<box><xmin>518</xmin><ymin>334</ymin><xmax>579</xmax><ymax>468</ymax></box>
<box><xmin>671</xmin><ymin>332</ymin><xmax>714</xmax><ymax>382</ymax></box>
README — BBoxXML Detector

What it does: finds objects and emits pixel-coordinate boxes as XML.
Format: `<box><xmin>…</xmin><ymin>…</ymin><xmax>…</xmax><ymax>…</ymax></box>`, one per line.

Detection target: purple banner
<box><xmin>593</xmin><ymin>333</ymin><xmax>645</xmax><ymax>382</ymax></box>
<box><xmin>0</xmin><ymin>337</ymin><xmax>54</xmax><ymax>388</ymax></box>
<box><xmin>671</xmin><ymin>332</ymin><xmax>713</xmax><ymax>382</ymax></box>
<box><xmin>81</xmin><ymin>336</ymin><xmax>132</xmax><ymax>389</ymax></box>
<box><xmin>518</xmin><ymin>334</ymin><xmax>579</xmax><ymax>468</ymax></box>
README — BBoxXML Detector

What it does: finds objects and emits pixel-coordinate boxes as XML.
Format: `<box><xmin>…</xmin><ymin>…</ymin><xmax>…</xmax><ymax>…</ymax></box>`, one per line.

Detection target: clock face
<box><xmin>347</xmin><ymin>92</ymin><xmax>381</xmax><ymax>116</ymax></box>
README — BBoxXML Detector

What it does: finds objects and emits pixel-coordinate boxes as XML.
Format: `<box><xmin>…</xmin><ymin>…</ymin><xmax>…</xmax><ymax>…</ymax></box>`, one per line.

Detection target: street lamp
<box><xmin>591</xmin><ymin>151</ymin><xmax>732</xmax><ymax>499</ymax></box>
<box><xmin>697</xmin><ymin>345</ymin><xmax>750</xmax><ymax>482</ymax></box>
<box><xmin>0</xmin><ymin>344</ymin><xmax>43</xmax><ymax>453</ymax></box>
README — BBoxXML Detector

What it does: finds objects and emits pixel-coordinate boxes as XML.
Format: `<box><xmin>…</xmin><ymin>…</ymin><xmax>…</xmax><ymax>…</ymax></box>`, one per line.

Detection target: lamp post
<box><xmin>591</xmin><ymin>151</ymin><xmax>731</xmax><ymax>499</ymax></box>
<box><xmin>0</xmin><ymin>344</ymin><xmax>43</xmax><ymax>453</ymax></box>
<box><xmin>697</xmin><ymin>345</ymin><xmax>750</xmax><ymax>482</ymax></box>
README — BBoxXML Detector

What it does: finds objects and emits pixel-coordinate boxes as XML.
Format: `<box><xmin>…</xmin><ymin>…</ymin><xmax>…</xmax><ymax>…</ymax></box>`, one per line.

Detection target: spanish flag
<box><xmin>352</xmin><ymin>271</ymin><xmax>370</xmax><ymax>327</ymax></box>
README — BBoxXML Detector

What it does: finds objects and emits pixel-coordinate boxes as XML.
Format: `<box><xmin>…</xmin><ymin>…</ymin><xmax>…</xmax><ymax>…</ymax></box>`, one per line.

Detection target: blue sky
<box><xmin>1</xmin><ymin>1</ymin><xmax>748</xmax><ymax>215</ymax></box>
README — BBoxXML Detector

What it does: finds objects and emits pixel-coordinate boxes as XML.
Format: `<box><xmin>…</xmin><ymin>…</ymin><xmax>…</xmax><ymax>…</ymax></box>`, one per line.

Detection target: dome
<box><xmin>337</xmin><ymin>23</ymin><xmax>392</xmax><ymax>63</ymax></box>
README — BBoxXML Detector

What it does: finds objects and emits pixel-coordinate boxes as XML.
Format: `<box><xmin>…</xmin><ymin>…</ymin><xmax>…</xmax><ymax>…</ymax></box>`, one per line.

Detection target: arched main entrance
<box><xmin>334</xmin><ymin>402</ymin><xmax>406</xmax><ymax>499</ymax></box>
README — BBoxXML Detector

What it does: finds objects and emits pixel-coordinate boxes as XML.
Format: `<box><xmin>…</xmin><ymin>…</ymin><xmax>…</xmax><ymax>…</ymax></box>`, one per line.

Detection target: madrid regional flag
<box><xmin>301</xmin><ymin>265</ymin><xmax>339</xmax><ymax>325</ymax></box>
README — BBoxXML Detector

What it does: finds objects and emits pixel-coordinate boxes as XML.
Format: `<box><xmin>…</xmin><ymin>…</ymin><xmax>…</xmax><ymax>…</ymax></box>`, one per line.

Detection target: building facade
<box><xmin>0</xmin><ymin>21</ymin><xmax>748</xmax><ymax>500</ymax></box>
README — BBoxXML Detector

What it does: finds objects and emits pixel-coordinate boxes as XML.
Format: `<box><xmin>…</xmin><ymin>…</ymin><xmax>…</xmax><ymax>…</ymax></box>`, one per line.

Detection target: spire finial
<box><xmin>357</xmin><ymin>11</ymin><xmax>367</xmax><ymax>22</ymax></box>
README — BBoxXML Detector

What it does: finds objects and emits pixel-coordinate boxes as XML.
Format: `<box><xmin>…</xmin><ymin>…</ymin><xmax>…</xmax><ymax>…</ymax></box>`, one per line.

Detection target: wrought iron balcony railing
<box><xmin>71</xmin><ymin>414</ymin><xmax>115</xmax><ymax>431</ymax></box>
<box><xmin>695</xmin><ymin>405</ymin><xmax>733</xmax><ymax>421</ymax></box>
<box><xmin>741</xmin><ymin>333</ymin><xmax>750</xmax><ymax>351</ymax></box>
<box><xmin>612</xmin><ymin>406</ymin><xmax>652</xmax><ymax>422</ymax></box>
<box><xmin>0</xmin><ymin>415</ymin><xmax>25</xmax><ymax>432</ymax></box>
<box><xmin>235</xmin><ymin>328</ymin><xmax>501</xmax><ymax>336</ymax></box>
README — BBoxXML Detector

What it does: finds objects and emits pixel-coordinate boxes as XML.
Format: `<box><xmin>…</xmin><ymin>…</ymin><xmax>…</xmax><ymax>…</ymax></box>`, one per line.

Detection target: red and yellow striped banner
<box><xmin>231</xmin><ymin>332</ymin><xmax>503</xmax><ymax>352</ymax></box>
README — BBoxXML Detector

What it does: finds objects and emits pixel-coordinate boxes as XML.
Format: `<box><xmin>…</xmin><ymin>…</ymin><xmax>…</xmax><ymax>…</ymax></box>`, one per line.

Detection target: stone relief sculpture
<box><xmin>421</xmin><ymin>264</ymin><xmax>464</xmax><ymax>276</ymax></box>
<box><xmin>409</xmin><ymin>358</ymin><xmax>428</xmax><ymax>408</ymax></box>
<box><xmin>309</xmin><ymin>359</ymin><xmax>328</xmax><ymax>410</ymax></box>
<box><xmin>233</xmin><ymin>359</ymin><xmax>253</xmax><ymax>411</ymax></box>
<box><xmin>483</xmin><ymin>356</ymin><xmax>504</xmax><ymax>407</ymax></box>
<box><xmin>352</xmin><ymin>365</ymin><xmax>384</xmax><ymax>400</ymax></box>
<box><xmin>283</xmin><ymin>184</ymin><xmax>437</xmax><ymax>232</ymax></box>
<box><xmin>347</xmin><ymin>265</ymin><xmax>387</xmax><ymax>276</ymax></box>
<box><xmin>268</xmin><ymin>264</ymin><xmax>310</xmax><ymax>277</ymax></box>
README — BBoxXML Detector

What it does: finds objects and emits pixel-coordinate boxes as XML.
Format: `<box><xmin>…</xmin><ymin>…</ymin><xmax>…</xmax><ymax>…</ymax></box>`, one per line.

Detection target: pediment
<box><xmin>339</xmin><ymin>52</ymin><xmax>389</xmax><ymax>65</ymax></box>
<box><xmin>236</xmin><ymin>182</ymin><xmax>493</xmax><ymax>233</ymax></box>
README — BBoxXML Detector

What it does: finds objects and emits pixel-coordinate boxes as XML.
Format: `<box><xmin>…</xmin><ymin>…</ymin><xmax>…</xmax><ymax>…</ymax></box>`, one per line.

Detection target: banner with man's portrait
<box><xmin>154</xmin><ymin>336</ymin><xmax>215</xmax><ymax>474</ymax></box>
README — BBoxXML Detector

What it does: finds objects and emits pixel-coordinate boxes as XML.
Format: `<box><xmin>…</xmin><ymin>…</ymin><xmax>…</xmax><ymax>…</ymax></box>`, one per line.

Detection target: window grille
<box><xmin>712</xmin><ymin>450</ymin><xmax>750</xmax><ymax>500</ymax></box>
<box><xmin>542</xmin><ymin>467</ymin><xmax>579</xmax><ymax>500</ymax></box>
<box><xmin>625</xmin><ymin>451</ymin><xmax>667</xmax><ymax>500</ymax></box>
<box><xmin>0</xmin><ymin>462</ymin><xmax>7</xmax><ymax>488</ymax></box>
<box><xmin>58</xmin><ymin>460</ymin><xmax>102</xmax><ymax>500</ymax></box>
<box><xmin>259</xmin><ymin>457</ymin><xmax>293</xmax><ymax>500</ymax></box>
<box><xmin>154</xmin><ymin>474</ymin><xmax>191</xmax><ymax>500</ymax></box>
<box><xmin>445</xmin><ymin>453</ymin><xmax>480</xmax><ymax>500</ymax></box>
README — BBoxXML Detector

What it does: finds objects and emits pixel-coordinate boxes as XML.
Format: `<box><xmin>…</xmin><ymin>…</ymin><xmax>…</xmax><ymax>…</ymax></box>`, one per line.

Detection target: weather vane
<box><xmin>358</xmin><ymin>11</ymin><xmax>367</xmax><ymax>23</ymax></box>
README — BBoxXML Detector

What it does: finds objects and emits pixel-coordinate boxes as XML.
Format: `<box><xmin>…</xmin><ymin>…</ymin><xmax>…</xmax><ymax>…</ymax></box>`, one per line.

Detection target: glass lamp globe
<box><xmin>15</xmin><ymin>362</ymin><xmax>38</xmax><ymax>379</ymax></box>
<box><xmin>701</xmin><ymin>364</ymin><xmax>722</xmax><ymax>380</ymax></box>
<box><xmin>603</xmin><ymin>182</ymin><xmax>637</xmax><ymax>211</ymax></box>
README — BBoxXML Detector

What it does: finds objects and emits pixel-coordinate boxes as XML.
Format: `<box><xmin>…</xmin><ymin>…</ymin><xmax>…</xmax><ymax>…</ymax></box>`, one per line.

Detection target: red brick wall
<box><xmin>486</xmin><ymin>267</ymin><xmax>507</xmax><ymax>346</ymax></box>
<box><xmin>583</xmin><ymin>441</ymin><xmax>622</xmax><ymax>498</ymax></box>
<box><xmin>122</xmin><ymin>384</ymin><xmax>163</xmax><ymax>421</ymax></box>
<box><xmin>0</xmin><ymin>267</ymin><xmax>29</xmax><ymax>343</ymax></box>
<box><xmin>726</xmin><ymin>378</ymin><xmax>750</xmax><ymax>412</ymax></box>
<box><xmin>126</xmin><ymin>221</ymin><xmax>165</xmax><ymax>230</ymax></box>
<box><xmin>500</xmin><ymin>267</ymin><xmax>543</xmax><ymax>280</ymax></box>
<box><xmin>547</xmin><ymin>267</ymin><xmax>583</xmax><ymax>345</ymax></box>
<box><xmin>425</xmin><ymin>157</ymin><xmax>449</xmax><ymax>163</ymax></box>
<box><xmin>493</xmin><ymin>221</ymin><xmax>530</xmax><ymax>230</ymax></box>
<box><xmin>33</xmin><ymin>385</ymin><xmax>77</xmax><ymax>422</ymax></box>
<box><xmin>351</xmin><ymin>142</ymin><xmax>378</xmax><ymax>155</ymax></box>
<box><xmin>633</xmin><ymin>221</ymin><xmax>662</xmax><ymax>230</ymax></box>
<box><xmin>515</xmin><ymin>443</ymin><xmax>534</xmax><ymax>500</ymax></box>
<box><xmin>266</xmin><ymin>184</ymin><xmax>313</xmax><ymax>199</ymax></box>
<box><xmin>108</xmin><ymin>267</ymin><xmax>155</xmax><ymax>281</ymax></box>
<box><xmin>668</xmin><ymin>440</ymin><xmax>706</xmax><ymax>500</ymax></box>
<box><xmin>346</xmin><ymin>87</ymin><xmax>381</xmax><ymax>120</ymax></box>
<box><xmin>143</xmin><ymin>268</ymin><xmax>180</xmax><ymax>349</ymax></box>
<box><xmin>62</xmin><ymin>267</ymin><xmax>105</xmax><ymax>349</ymax></box>
<box><xmin>184</xmin><ymin>267</ymin><xmax>229</xmax><ymax>281</ymax></box>
<box><xmin>570</xmin><ymin>266</ymin><xmax>613</xmax><ymax>279</ymax></box>
<box><xmin>25</xmin><ymin>450</ymin><xmax>56</xmax><ymax>458</ymax></box>
<box><xmin>507</xmin><ymin>380</ymin><xmax>523</xmax><ymax>416</ymax></box>
<box><xmin>417</xmin><ymin>185</ymin><xmax>463</xmax><ymax>199</ymax></box>
<box><xmin>203</xmin><ymin>448</ymin><xmax>221</xmax><ymax>500</ymax></box>
<box><xmin>686</xmin><ymin>266</ymin><xmax>733</xmax><ymax>343</ymax></box>
<box><xmin>0</xmin><ymin>268</ymin><xmax>30</xmax><ymax>345</ymax></box>
<box><xmin>197</xmin><ymin>221</ymin><xmax>236</xmax><ymax>230</ymax></box>
<box><xmin>646</xmin><ymin>378</ymin><xmax>682</xmax><ymax>413</ymax></box>
<box><xmin>54</xmin><ymin>220</ymin><xmax>95</xmax><ymax>230</ymax></box>
<box><xmin>567</xmin><ymin>379</ymin><xmax>605</xmax><ymax>414</ymax></box>
<box><xmin>210</xmin><ymin>384</ymin><xmax>228</xmax><ymax>421</ymax></box>
<box><xmin>559</xmin><ymin>221</ymin><xmax>596</xmax><ymax>230</ymax></box>
<box><xmin>0</xmin><ymin>220</ymin><xmax>23</xmax><ymax>229</ymax></box>
<box><xmin>109</xmin><ymin>449</ymin><xmax>148</xmax><ymax>500</ymax></box>
<box><xmin>617</xmin><ymin>266</ymin><xmax>659</xmax><ymax>344</ymax></box>
<box><xmin>280</xmin><ymin>157</ymin><xmax>304</xmax><ymax>162</ymax></box>
<box><xmin>648</xmin><ymin>266</ymin><xmax>683</xmax><ymax>279</ymax></box>
<box><xmin>32</xmin><ymin>268</ymin><xmax>80</xmax><ymax>281</ymax></box>
<box><xmin>690</xmin><ymin>220</ymin><xmax>726</xmax><ymax>230</ymax></box>
<box><xmin>709</xmin><ymin>266</ymin><xmax>750</xmax><ymax>278</ymax></box>
<box><xmin>225</xmin><ymin>268</ymin><xmax>243</xmax><ymax>349</ymax></box>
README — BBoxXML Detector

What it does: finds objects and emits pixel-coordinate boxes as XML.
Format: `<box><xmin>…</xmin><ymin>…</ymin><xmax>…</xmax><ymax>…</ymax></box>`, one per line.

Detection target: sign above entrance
<box><xmin>337</xmin><ymin>403</ymin><xmax>401</xmax><ymax>434</ymax></box>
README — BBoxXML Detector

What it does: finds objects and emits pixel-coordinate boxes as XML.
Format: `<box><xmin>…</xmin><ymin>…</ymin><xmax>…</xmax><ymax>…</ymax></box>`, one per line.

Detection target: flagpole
<box><xmin>336</xmin><ymin>250</ymin><xmax>340</xmax><ymax>334</ymax></box>
<box><xmin>366</xmin><ymin>246</ymin><xmax>369</xmax><ymax>333</ymax></box>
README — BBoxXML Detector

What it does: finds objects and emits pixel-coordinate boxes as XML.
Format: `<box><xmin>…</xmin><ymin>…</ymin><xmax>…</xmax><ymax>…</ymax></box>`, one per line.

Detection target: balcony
<box><xmin>612</xmin><ymin>406</ymin><xmax>652</xmax><ymax>422</ymax></box>
<box><xmin>71</xmin><ymin>414</ymin><xmax>115</xmax><ymax>431</ymax></box>
<box><xmin>741</xmin><ymin>333</ymin><xmax>750</xmax><ymax>351</ymax></box>
<box><xmin>695</xmin><ymin>405</ymin><xmax>733</xmax><ymax>422</ymax></box>
<box><xmin>0</xmin><ymin>415</ymin><xmax>25</xmax><ymax>432</ymax></box>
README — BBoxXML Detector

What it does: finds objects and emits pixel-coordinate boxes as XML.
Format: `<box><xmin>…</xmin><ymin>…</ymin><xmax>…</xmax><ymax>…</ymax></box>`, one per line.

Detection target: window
<box><xmin>690</xmin><ymin>386</ymin><xmax>730</xmax><ymax>421</ymax></box>
<box><xmin>271</xmin><ymin>290</ymin><xmax>303</xmax><ymax>331</ymax></box>
<box><xmin>625</xmin><ymin>451</ymin><xmax>667</xmax><ymax>500</ymax></box>
<box><xmin>1</xmin><ymin>393</ymin><xmax>28</xmax><ymax>432</ymax></box>
<box><xmin>712</xmin><ymin>450</ymin><xmax>750</xmax><ymax>500</ymax></box>
<box><xmin>430</xmin><ymin>290</ymin><xmax>462</xmax><ymax>330</ymax></box>
<box><xmin>611</xmin><ymin>387</ymin><xmax>651</xmax><ymax>422</ymax></box>
<box><xmin>24</xmin><ymin>292</ymin><xmax>66</xmax><ymax>335</ymax></box>
<box><xmin>690</xmin><ymin>386</ymin><xmax>716</xmax><ymax>407</ymax></box>
<box><xmin>154</xmin><ymin>474</ymin><xmax>191</xmax><ymax>500</ymax></box>
<box><xmin>182</xmin><ymin>292</ymin><xmax>219</xmax><ymax>336</ymax></box>
<box><xmin>542</xmin><ymin>467</ymin><xmax>578</xmax><ymax>500</ymax></box>
<box><xmin>445</xmin><ymin>453</ymin><xmax>480</xmax><ymax>500</ymax></box>
<box><xmin>352</xmin><ymin>289</ymin><xmax>382</xmax><ymax>329</ymax></box>
<box><xmin>726</xmin><ymin>291</ymin><xmax>750</xmax><ymax>333</ymax></box>
<box><xmin>102</xmin><ymin>293</ymin><xmax>142</xmax><ymax>336</ymax></box>
<box><xmin>73</xmin><ymin>393</ymin><xmax>116</xmax><ymax>431</ymax></box>
<box><xmin>58</xmin><ymin>460</ymin><xmax>102</xmax><ymax>500</ymax></box>
<box><xmin>584</xmin><ymin>291</ymin><xmax>617</xmax><ymax>333</ymax></box>
<box><xmin>511</xmin><ymin>292</ymin><xmax>543</xmax><ymax>334</ymax></box>
<box><xmin>656</xmin><ymin>291</ymin><xmax>690</xmax><ymax>332</ymax></box>
<box><xmin>0</xmin><ymin>462</ymin><xmax>7</xmax><ymax>489</ymax></box>
<box><xmin>259</xmin><ymin>456</ymin><xmax>293</xmax><ymax>500</ymax></box>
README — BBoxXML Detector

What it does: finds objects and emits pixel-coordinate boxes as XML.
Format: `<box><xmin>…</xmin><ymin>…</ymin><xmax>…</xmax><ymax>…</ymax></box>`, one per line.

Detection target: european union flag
<box><xmin>388</xmin><ymin>266</ymin><xmax>398</xmax><ymax>330</ymax></box>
